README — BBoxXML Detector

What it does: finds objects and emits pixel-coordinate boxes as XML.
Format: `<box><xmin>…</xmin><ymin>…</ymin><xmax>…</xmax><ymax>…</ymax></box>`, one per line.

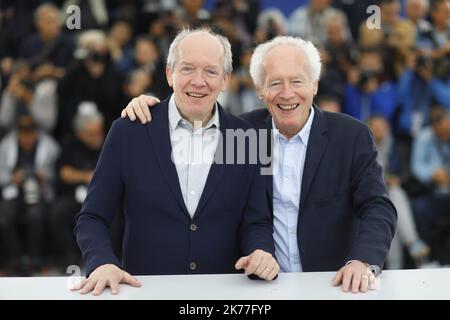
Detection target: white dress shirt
<box><xmin>168</xmin><ymin>95</ymin><xmax>220</xmax><ymax>217</ymax></box>
<box><xmin>272</xmin><ymin>107</ymin><xmax>315</xmax><ymax>272</ymax></box>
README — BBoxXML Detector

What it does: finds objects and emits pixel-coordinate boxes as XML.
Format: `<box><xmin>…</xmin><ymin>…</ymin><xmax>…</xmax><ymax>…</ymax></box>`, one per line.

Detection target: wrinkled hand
<box><xmin>120</xmin><ymin>94</ymin><xmax>160</xmax><ymax>124</ymax></box>
<box><xmin>70</xmin><ymin>264</ymin><xmax>141</xmax><ymax>296</ymax></box>
<box><xmin>332</xmin><ymin>260</ymin><xmax>378</xmax><ymax>293</ymax></box>
<box><xmin>235</xmin><ymin>249</ymin><xmax>279</xmax><ymax>280</ymax></box>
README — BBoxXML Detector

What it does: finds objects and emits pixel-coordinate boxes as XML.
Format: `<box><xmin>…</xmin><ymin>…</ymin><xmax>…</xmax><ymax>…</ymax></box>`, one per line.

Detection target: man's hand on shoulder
<box><xmin>70</xmin><ymin>264</ymin><xmax>141</xmax><ymax>296</ymax></box>
<box><xmin>121</xmin><ymin>94</ymin><xmax>160</xmax><ymax>124</ymax></box>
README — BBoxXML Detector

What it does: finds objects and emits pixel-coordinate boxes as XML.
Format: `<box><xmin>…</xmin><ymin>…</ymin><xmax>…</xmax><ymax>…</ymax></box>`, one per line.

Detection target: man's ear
<box><xmin>256</xmin><ymin>87</ymin><xmax>264</xmax><ymax>100</ymax></box>
<box><xmin>312</xmin><ymin>81</ymin><xmax>318</xmax><ymax>96</ymax></box>
<box><xmin>221</xmin><ymin>73</ymin><xmax>231</xmax><ymax>91</ymax></box>
<box><xmin>166</xmin><ymin>66</ymin><xmax>173</xmax><ymax>87</ymax></box>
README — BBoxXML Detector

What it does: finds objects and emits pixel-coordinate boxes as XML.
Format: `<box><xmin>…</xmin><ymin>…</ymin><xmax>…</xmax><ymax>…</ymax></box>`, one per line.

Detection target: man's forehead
<box><xmin>266</xmin><ymin>44</ymin><xmax>303</xmax><ymax>55</ymax></box>
<box><xmin>263</xmin><ymin>46</ymin><xmax>306</xmax><ymax>66</ymax></box>
<box><xmin>179</xmin><ymin>32</ymin><xmax>222</xmax><ymax>50</ymax></box>
<box><xmin>263</xmin><ymin>48</ymin><xmax>309</xmax><ymax>79</ymax></box>
<box><xmin>177</xmin><ymin>34</ymin><xmax>223</xmax><ymax>61</ymax></box>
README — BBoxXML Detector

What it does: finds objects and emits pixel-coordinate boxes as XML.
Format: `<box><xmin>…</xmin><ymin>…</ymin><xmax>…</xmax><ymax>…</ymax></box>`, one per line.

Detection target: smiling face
<box><xmin>259</xmin><ymin>45</ymin><xmax>318</xmax><ymax>139</ymax></box>
<box><xmin>166</xmin><ymin>32</ymin><xmax>229</xmax><ymax>125</ymax></box>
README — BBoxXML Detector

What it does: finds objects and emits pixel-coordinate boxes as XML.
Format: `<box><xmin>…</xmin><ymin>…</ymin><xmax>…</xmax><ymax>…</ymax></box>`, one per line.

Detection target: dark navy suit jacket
<box><xmin>75</xmin><ymin>99</ymin><xmax>274</xmax><ymax>276</ymax></box>
<box><xmin>240</xmin><ymin>106</ymin><xmax>397</xmax><ymax>271</ymax></box>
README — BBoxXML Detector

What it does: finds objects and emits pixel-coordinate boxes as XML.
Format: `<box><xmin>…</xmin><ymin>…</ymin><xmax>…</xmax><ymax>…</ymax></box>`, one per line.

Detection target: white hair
<box><xmin>249</xmin><ymin>36</ymin><xmax>322</xmax><ymax>89</ymax></box>
<box><xmin>73</xmin><ymin>101</ymin><xmax>104</xmax><ymax>132</ymax></box>
<box><xmin>77</xmin><ymin>30</ymin><xmax>107</xmax><ymax>48</ymax></box>
<box><xmin>166</xmin><ymin>27</ymin><xmax>233</xmax><ymax>74</ymax></box>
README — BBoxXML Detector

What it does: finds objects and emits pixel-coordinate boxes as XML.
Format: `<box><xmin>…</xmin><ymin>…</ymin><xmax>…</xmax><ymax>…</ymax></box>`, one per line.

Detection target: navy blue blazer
<box><xmin>75</xmin><ymin>99</ymin><xmax>274</xmax><ymax>276</ymax></box>
<box><xmin>240</xmin><ymin>106</ymin><xmax>397</xmax><ymax>271</ymax></box>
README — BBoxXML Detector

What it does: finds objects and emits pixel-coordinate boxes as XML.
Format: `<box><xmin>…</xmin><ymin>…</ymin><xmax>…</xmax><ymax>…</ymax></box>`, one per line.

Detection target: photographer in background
<box><xmin>147</xmin><ymin>11</ymin><xmax>180</xmax><ymax>62</ymax></box>
<box><xmin>402</xmin><ymin>49</ymin><xmax>450</xmax><ymax>119</ymax></box>
<box><xmin>0</xmin><ymin>61</ymin><xmax>58</xmax><ymax>133</ymax></box>
<box><xmin>359</xmin><ymin>0</ymin><xmax>415</xmax><ymax>79</ymax></box>
<box><xmin>115</xmin><ymin>35</ymin><xmax>170</xmax><ymax>99</ymax></box>
<box><xmin>254</xmin><ymin>8</ymin><xmax>287</xmax><ymax>44</ymax></box>
<box><xmin>227</xmin><ymin>46</ymin><xmax>263</xmax><ymax>115</ymax></box>
<box><xmin>405</xmin><ymin>0</ymin><xmax>433</xmax><ymax>38</ymax></box>
<box><xmin>396</xmin><ymin>48</ymin><xmax>450</xmax><ymax>187</ymax></box>
<box><xmin>213</xmin><ymin>0</ymin><xmax>261</xmax><ymax>48</ymax></box>
<box><xmin>49</xmin><ymin>103</ymin><xmax>104</xmax><ymax>270</ymax></box>
<box><xmin>319</xmin><ymin>12</ymin><xmax>358</xmax><ymax>102</ymax></box>
<box><xmin>417</xmin><ymin>0</ymin><xmax>450</xmax><ymax>59</ymax></box>
<box><xmin>411</xmin><ymin>107</ymin><xmax>450</xmax><ymax>264</ymax></box>
<box><xmin>19</xmin><ymin>3</ymin><xmax>74</xmax><ymax>80</ymax></box>
<box><xmin>0</xmin><ymin>114</ymin><xmax>60</xmax><ymax>275</ymax></box>
<box><xmin>56</xmin><ymin>30</ymin><xmax>124</xmax><ymax>142</ymax></box>
<box><xmin>368</xmin><ymin>115</ymin><xmax>430</xmax><ymax>269</ymax></box>
<box><xmin>343</xmin><ymin>48</ymin><xmax>397</xmax><ymax>123</ymax></box>
<box><xmin>288</xmin><ymin>0</ymin><xmax>351</xmax><ymax>48</ymax></box>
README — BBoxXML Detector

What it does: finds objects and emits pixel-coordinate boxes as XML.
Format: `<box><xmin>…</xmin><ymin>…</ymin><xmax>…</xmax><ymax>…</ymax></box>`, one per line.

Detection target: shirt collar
<box><xmin>168</xmin><ymin>94</ymin><xmax>220</xmax><ymax>131</ymax></box>
<box><xmin>272</xmin><ymin>106</ymin><xmax>315</xmax><ymax>145</ymax></box>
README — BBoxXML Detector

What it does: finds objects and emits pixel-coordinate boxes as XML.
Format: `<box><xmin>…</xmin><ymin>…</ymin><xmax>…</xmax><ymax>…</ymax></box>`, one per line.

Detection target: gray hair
<box><xmin>73</xmin><ymin>101</ymin><xmax>104</xmax><ymax>132</ymax></box>
<box><xmin>249</xmin><ymin>36</ymin><xmax>322</xmax><ymax>89</ymax></box>
<box><xmin>166</xmin><ymin>27</ymin><xmax>233</xmax><ymax>74</ymax></box>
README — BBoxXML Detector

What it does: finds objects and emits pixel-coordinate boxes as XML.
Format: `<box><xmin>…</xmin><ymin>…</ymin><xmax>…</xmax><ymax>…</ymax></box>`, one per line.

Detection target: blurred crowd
<box><xmin>0</xmin><ymin>0</ymin><xmax>449</xmax><ymax>276</ymax></box>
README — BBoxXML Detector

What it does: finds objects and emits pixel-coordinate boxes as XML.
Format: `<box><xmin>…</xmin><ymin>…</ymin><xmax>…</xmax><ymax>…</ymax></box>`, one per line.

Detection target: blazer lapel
<box><xmin>146</xmin><ymin>99</ymin><xmax>190</xmax><ymax>218</ymax></box>
<box><xmin>300</xmin><ymin>106</ymin><xmax>329</xmax><ymax>208</ymax></box>
<box><xmin>263</xmin><ymin>113</ymin><xmax>274</xmax><ymax>210</ymax></box>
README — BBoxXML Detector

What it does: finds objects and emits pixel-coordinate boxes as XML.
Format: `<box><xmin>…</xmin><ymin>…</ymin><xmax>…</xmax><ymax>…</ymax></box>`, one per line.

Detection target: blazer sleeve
<box><xmin>239</xmin><ymin>164</ymin><xmax>275</xmax><ymax>257</ymax></box>
<box><xmin>346</xmin><ymin>125</ymin><xmax>397</xmax><ymax>268</ymax></box>
<box><xmin>74</xmin><ymin>119</ymin><xmax>124</xmax><ymax>276</ymax></box>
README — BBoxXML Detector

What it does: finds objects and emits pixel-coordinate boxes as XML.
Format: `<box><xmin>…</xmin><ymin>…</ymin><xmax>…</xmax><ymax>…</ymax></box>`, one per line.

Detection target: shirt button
<box><xmin>190</xmin><ymin>190</ymin><xmax>196</xmax><ymax>195</ymax></box>
<box><xmin>190</xmin><ymin>223</ymin><xmax>198</xmax><ymax>231</ymax></box>
<box><xmin>190</xmin><ymin>262</ymin><xmax>197</xmax><ymax>271</ymax></box>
